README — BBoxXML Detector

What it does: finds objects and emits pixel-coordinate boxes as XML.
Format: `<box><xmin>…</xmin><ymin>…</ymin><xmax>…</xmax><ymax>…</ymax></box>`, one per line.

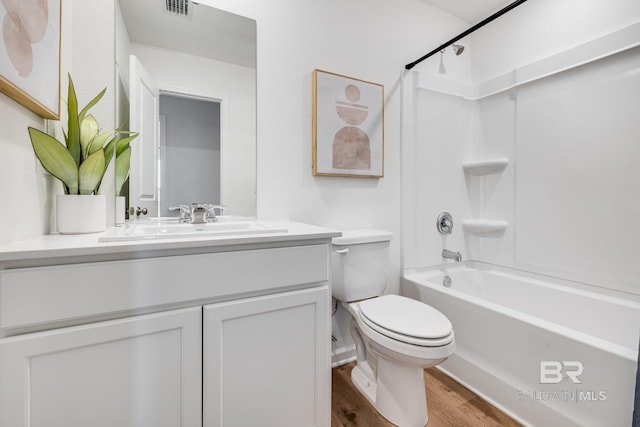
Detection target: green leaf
<box><xmin>115</xmin><ymin>146</ymin><xmax>131</xmax><ymax>196</ymax></box>
<box><xmin>79</xmin><ymin>114</ymin><xmax>100</xmax><ymax>158</ymax></box>
<box><xmin>28</xmin><ymin>127</ymin><xmax>79</xmax><ymax>195</ymax></box>
<box><xmin>78</xmin><ymin>149</ymin><xmax>106</xmax><ymax>195</ymax></box>
<box><xmin>103</xmin><ymin>134</ymin><xmax>118</xmax><ymax>171</ymax></box>
<box><xmin>87</xmin><ymin>131</ymin><xmax>113</xmax><ymax>156</ymax></box>
<box><xmin>66</xmin><ymin>75</ymin><xmax>81</xmax><ymax>166</ymax></box>
<box><xmin>115</xmin><ymin>133</ymin><xmax>138</xmax><ymax>157</ymax></box>
<box><xmin>79</xmin><ymin>87</ymin><xmax>106</xmax><ymax>123</ymax></box>
<box><xmin>105</xmin><ymin>130</ymin><xmax>138</xmax><ymax>168</ymax></box>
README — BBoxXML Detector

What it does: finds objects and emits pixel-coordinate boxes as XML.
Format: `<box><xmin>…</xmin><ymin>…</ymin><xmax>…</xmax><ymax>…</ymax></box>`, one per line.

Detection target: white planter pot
<box><xmin>56</xmin><ymin>195</ymin><xmax>107</xmax><ymax>234</ymax></box>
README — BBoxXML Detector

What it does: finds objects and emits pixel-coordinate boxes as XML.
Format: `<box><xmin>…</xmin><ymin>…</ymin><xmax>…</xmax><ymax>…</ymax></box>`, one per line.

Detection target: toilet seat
<box><xmin>358</xmin><ymin>295</ymin><xmax>453</xmax><ymax>347</ymax></box>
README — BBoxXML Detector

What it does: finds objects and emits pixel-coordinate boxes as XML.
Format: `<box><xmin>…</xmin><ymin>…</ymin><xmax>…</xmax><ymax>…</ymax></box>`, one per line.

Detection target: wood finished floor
<box><xmin>331</xmin><ymin>362</ymin><xmax>522</xmax><ymax>427</ymax></box>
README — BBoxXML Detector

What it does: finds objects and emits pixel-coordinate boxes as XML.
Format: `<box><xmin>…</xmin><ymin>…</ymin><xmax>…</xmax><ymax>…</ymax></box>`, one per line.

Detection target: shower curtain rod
<box><xmin>404</xmin><ymin>0</ymin><xmax>529</xmax><ymax>70</ymax></box>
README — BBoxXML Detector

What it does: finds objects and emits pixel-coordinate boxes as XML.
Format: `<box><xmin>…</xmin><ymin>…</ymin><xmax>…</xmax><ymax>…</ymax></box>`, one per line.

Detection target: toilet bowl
<box><xmin>332</xmin><ymin>230</ymin><xmax>455</xmax><ymax>427</ymax></box>
<box><xmin>346</xmin><ymin>295</ymin><xmax>455</xmax><ymax>427</ymax></box>
<box><xmin>354</xmin><ymin>294</ymin><xmax>454</xmax><ymax>363</ymax></box>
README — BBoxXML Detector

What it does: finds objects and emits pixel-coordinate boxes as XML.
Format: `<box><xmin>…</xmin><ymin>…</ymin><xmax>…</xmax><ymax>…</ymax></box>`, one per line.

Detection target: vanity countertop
<box><xmin>0</xmin><ymin>221</ymin><xmax>341</xmax><ymax>268</ymax></box>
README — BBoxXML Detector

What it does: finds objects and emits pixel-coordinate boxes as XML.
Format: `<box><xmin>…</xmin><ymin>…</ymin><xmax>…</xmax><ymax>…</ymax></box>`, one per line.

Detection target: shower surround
<box><xmin>401</xmin><ymin>20</ymin><xmax>640</xmax><ymax>427</ymax></box>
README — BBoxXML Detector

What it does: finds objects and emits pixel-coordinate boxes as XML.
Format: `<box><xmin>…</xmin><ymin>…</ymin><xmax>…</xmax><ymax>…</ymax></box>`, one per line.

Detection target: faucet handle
<box><xmin>169</xmin><ymin>204</ymin><xmax>189</xmax><ymax>212</ymax></box>
<box><xmin>437</xmin><ymin>211</ymin><xmax>454</xmax><ymax>235</ymax></box>
<box><xmin>169</xmin><ymin>204</ymin><xmax>190</xmax><ymax>222</ymax></box>
<box><xmin>202</xmin><ymin>204</ymin><xmax>226</xmax><ymax>220</ymax></box>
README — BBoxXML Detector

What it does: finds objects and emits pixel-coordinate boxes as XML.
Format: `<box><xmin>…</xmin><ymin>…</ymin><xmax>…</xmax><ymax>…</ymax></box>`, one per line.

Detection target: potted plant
<box><xmin>28</xmin><ymin>75</ymin><xmax>138</xmax><ymax>234</ymax></box>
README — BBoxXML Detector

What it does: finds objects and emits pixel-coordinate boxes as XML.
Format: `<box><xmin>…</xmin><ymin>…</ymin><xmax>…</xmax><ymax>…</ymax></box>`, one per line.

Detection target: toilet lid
<box><xmin>359</xmin><ymin>295</ymin><xmax>453</xmax><ymax>344</ymax></box>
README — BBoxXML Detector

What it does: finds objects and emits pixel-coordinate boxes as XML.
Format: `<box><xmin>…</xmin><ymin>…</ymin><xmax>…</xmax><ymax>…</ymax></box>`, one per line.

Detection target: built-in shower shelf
<box><xmin>462</xmin><ymin>219</ymin><xmax>508</xmax><ymax>235</ymax></box>
<box><xmin>462</xmin><ymin>158</ymin><xmax>509</xmax><ymax>175</ymax></box>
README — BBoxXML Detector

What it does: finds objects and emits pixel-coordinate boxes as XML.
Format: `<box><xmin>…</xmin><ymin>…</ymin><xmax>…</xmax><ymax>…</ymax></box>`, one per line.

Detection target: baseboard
<box><xmin>332</xmin><ymin>345</ymin><xmax>356</xmax><ymax>368</ymax></box>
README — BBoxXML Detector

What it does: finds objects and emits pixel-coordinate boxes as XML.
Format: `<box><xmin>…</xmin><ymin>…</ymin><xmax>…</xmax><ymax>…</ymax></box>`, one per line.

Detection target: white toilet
<box><xmin>332</xmin><ymin>229</ymin><xmax>455</xmax><ymax>427</ymax></box>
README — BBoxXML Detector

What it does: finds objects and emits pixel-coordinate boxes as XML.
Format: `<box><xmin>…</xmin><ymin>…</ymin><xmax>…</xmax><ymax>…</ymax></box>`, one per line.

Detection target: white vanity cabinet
<box><xmin>204</xmin><ymin>286</ymin><xmax>329</xmax><ymax>427</ymax></box>
<box><xmin>0</xmin><ymin>229</ymin><xmax>334</xmax><ymax>427</ymax></box>
<box><xmin>0</xmin><ymin>307</ymin><xmax>202</xmax><ymax>427</ymax></box>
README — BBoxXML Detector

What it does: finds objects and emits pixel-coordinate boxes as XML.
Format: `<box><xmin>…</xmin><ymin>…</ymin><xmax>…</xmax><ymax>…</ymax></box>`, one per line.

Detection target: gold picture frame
<box><xmin>312</xmin><ymin>69</ymin><xmax>384</xmax><ymax>178</ymax></box>
<box><xmin>0</xmin><ymin>0</ymin><xmax>61</xmax><ymax>119</ymax></box>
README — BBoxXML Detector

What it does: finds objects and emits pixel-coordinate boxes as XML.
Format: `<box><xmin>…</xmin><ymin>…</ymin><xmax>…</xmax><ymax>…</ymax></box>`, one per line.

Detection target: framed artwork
<box><xmin>0</xmin><ymin>0</ymin><xmax>61</xmax><ymax>119</ymax></box>
<box><xmin>312</xmin><ymin>69</ymin><xmax>384</xmax><ymax>178</ymax></box>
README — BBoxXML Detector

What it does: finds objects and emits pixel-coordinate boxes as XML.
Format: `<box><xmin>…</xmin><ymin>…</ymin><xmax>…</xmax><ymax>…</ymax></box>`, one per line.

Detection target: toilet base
<box><xmin>351</xmin><ymin>361</ymin><xmax>377</xmax><ymax>406</ymax></box>
<box><xmin>351</xmin><ymin>357</ymin><xmax>428</xmax><ymax>427</ymax></box>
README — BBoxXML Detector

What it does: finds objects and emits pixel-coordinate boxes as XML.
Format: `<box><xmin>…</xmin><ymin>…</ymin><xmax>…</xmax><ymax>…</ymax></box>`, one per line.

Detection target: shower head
<box><xmin>439</xmin><ymin>44</ymin><xmax>464</xmax><ymax>74</ymax></box>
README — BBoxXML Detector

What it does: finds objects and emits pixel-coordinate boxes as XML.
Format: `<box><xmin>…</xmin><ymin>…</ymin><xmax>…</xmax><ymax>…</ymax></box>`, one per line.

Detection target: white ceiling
<box><xmin>421</xmin><ymin>0</ymin><xmax>515</xmax><ymax>23</ymax></box>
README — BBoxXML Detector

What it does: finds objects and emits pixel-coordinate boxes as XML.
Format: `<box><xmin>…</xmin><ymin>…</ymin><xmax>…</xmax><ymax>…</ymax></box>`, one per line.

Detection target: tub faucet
<box><xmin>442</xmin><ymin>249</ymin><xmax>462</xmax><ymax>262</ymax></box>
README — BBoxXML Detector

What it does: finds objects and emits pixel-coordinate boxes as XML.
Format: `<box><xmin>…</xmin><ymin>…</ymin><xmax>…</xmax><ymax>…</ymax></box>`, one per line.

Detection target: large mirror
<box><xmin>115</xmin><ymin>0</ymin><xmax>256</xmax><ymax>219</ymax></box>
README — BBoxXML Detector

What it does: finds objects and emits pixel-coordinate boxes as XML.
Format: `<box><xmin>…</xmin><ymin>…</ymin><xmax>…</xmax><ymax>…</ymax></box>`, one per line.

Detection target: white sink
<box><xmin>99</xmin><ymin>221</ymin><xmax>288</xmax><ymax>242</ymax></box>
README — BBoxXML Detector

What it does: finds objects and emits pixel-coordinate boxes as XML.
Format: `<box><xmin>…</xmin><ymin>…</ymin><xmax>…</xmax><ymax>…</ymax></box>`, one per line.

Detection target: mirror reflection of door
<box><xmin>159</xmin><ymin>94</ymin><xmax>221</xmax><ymax>217</ymax></box>
<box><xmin>129</xmin><ymin>55</ymin><xmax>159</xmax><ymax>217</ymax></box>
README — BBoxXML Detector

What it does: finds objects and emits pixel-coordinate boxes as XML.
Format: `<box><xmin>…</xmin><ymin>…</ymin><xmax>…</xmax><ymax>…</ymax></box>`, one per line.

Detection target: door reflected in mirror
<box><xmin>115</xmin><ymin>0</ymin><xmax>257</xmax><ymax>219</ymax></box>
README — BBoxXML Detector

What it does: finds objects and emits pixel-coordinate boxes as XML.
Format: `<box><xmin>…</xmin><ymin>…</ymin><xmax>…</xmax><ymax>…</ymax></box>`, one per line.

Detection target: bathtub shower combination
<box><xmin>399</xmin><ymin>12</ymin><xmax>640</xmax><ymax>425</ymax></box>
<box><xmin>401</xmin><ymin>262</ymin><xmax>640</xmax><ymax>427</ymax></box>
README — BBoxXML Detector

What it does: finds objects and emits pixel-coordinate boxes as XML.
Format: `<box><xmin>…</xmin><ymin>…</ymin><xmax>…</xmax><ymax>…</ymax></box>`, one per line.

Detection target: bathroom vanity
<box><xmin>0</xmin><ymin>222</ymin><xmax>338</xmax><ymax>427</ymax></box>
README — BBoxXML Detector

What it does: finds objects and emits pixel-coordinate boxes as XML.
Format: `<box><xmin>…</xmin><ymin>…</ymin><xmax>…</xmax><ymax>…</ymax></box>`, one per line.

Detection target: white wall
<box><xmin>0</xmin><ymin>93</ymin><xmax>51</xmax><ymax>244</ymax></box>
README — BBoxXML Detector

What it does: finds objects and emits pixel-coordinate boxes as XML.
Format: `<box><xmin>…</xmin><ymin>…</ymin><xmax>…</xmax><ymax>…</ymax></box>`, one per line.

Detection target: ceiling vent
<box><xmin>165</xmin><ymin>0</ymin><xmax>191</xmax><ymax>17</ymax></box>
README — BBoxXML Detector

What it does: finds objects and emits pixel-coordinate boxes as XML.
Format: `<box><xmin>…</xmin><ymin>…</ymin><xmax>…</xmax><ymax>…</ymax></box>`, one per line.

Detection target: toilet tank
<box><xmin>331</xmin><ymin>229</ymin><xmax>392</xmax><ymax>302</ymax></box>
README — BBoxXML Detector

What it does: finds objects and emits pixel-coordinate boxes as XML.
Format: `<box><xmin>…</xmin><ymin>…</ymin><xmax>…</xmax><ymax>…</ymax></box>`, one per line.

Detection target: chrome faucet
<box><xmin>169</xmin><ymin>204</ymin><xmax>191</xmax><ymax>223</ymax></box>
<box><xmin>442</xmin><ymin>249</ymin><xmax>462</xmax><ymax>262</ymax></box>
<box><xmin>169</xmin><ymin>203</ymin><xmax>226</xmax><ymax>224</ymax></box>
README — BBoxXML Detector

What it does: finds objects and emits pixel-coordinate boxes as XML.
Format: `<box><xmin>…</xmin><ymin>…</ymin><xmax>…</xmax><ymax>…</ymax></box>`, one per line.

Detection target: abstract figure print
<box><xmin>333</xmin><ymin>83</ymin><xmax>371</xmax><ymax>169</ymax></box>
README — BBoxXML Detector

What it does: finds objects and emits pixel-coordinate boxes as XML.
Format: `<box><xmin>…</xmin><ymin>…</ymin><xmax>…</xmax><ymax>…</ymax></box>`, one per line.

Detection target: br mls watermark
<box><xmin>540</xmin><ymin>360</ymin><xmax>583</xmax><ymax>384</ymax></box>
<box><xmin>517</xmin><ymin>361</ymin><xmax>607</xmax><ymax>402</ymax></box>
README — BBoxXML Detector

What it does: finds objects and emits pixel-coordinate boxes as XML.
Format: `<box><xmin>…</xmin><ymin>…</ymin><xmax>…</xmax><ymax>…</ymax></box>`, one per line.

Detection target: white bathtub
<box><xmin>401</xmin><ymin>262</ymin><xmax>640</xmax><ymax>427</ymax></box>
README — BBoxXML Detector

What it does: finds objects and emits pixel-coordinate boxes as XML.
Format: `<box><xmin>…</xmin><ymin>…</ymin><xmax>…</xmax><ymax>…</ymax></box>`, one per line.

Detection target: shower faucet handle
<box><xmin>437</xmin><ymin>211</ymin><xmax>454</xmax><ymax>235</ymax></box>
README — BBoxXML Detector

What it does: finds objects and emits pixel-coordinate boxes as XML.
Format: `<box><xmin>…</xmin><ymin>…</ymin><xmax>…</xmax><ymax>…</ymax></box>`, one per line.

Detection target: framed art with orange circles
<box><xmin>312</xmin><ymin>69</ymin><xmax>384</xmax><ymax>178</ymax></box>
<box><xmin>0</xmin><ymin>0</ymin><xmax>61</xmax><ymax>119</ymax></box>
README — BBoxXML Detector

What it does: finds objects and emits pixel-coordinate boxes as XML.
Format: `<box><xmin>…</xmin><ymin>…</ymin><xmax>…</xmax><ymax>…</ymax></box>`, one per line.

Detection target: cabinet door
<box><xmin>0</xmin><ymin>307</ymin><xmax>202</xmax><ymax>427</ymax></box>
<box><xmin>204</xmin><ymin>286</ymin><xmax>330</xmax><ymax>427</ymax></box>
